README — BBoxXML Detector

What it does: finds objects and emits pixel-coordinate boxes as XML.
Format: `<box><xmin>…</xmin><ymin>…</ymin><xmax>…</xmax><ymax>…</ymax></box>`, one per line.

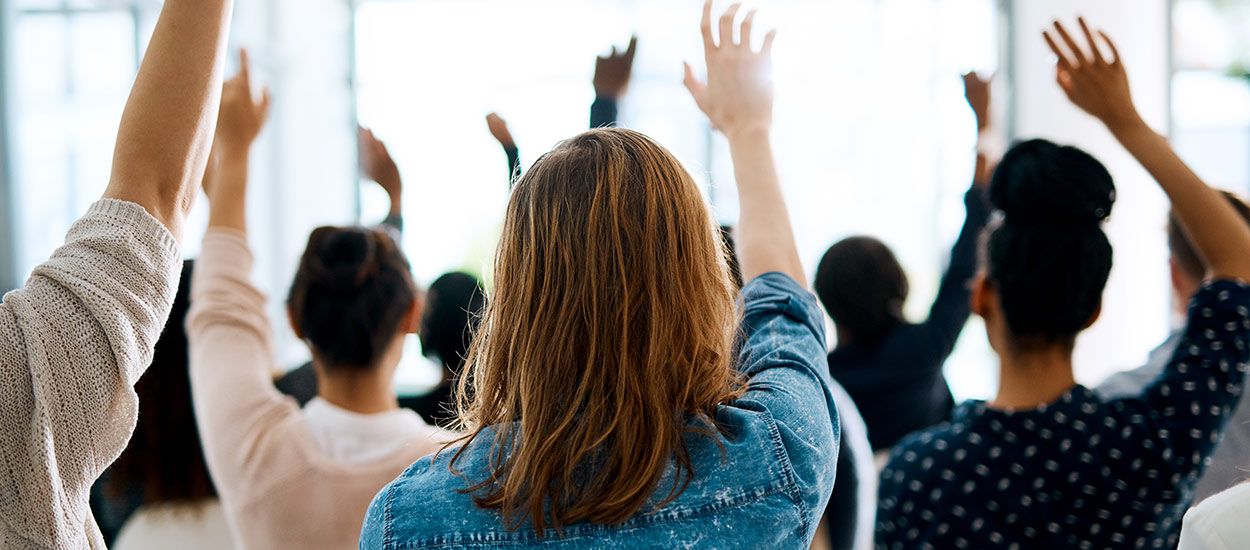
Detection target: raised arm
<box><xmin>102</xmin><ymin>0</ymin><xmax>235</xmax><ymax>238</ymax></box>
<box><xmin>591</xmin><ymin>36</ymin><xmax>636</xmax><ymax>128</ymax></box>
<box><xmin>1045</xmin><ymin>18</ymin><xmax>1250</xmax><ymax>282</ymax></box>
<box><xmin>486</xmin><ymin>112</ymin><xmax>521</xmax><ymax>187</ymax></box>
<box><xmin>684</xmin><ymin>1</ymin><xmax>803</xmax><ymax>285</ymax></box>
<box><xmin>919</xmin><ymin>73</ymin><xmax>994</xmax><ymax>355</ymax></box>
<box><xmin>359</xmin><ymin>126</ymin><xmax>405</xmax><ymax>234</ymax></box>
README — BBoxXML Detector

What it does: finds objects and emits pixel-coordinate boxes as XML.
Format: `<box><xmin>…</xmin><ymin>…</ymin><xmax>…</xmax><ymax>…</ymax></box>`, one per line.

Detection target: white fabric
<box><xmin>112</xmin><ymin>500</ymin><xmax>236</xmax><ymax>550</ymax></box>
<box><xmin>0</xmin><ymin>200</ymin><xmax>179</xmax><ymax>549</ymax></box>
<box><xmin>302</xmin><ymin>397</ymin><xmax>436</xmax><ymax>464</ymax></box>
<box><xmin>1179</xmin><ymin>483</ymin><xmax>1250</xmax><ymax>550</ymax></box>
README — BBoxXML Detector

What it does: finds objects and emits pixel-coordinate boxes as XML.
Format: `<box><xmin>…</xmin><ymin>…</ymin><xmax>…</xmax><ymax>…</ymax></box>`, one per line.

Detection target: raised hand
<box><xmin>962</xmin><ymin>72</ymin><xmax>991</xmax><ymax>132</ymax></box>
<box><xmin>593</xmin><ymin>36</ymin><xmax>638</xmax><ymax>99</ymax></box>
<box><xmin>485</xmin><ymin>112</ymin><xmax>516</xmax><ymax>149</ymax></box>
<box><xmin>1043</xmin><ymin>17</ymin><xmax>1141</xmax><ymax>132</ymax></box>
<box><xmin>358</xmin><ymin>126</ymin><xmax>402</xmax><ymax>210</ymax></box>
<box><xmin>214</xmin><ymin>49</ymin><xmax>271</xmax><ymax>158</ymax></box>
<box><xmin>683</xmin><ymin>1</ymin><xmax>776</xmax><ymax>140</ymax></box>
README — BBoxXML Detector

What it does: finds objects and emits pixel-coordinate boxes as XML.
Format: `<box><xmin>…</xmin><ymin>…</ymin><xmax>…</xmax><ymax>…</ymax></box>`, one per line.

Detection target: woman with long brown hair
<box><xmin>360</xmin><ymin>2</ymin><xmax>839</xmax><ymax>547</ymax></box>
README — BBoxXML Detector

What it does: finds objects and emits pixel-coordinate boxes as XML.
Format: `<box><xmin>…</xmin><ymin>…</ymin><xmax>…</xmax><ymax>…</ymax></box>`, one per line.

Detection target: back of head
<box><xmin>420</xmin><ymin>271</ymin><xmax>485</xmax><ymax>373</ymax></box>
<box><xmin>287</xmin><ymin>227</ymin><xmax>417</xmax><ymax>371</ymax></box>
<box><xmin>107</xmin><ymin>260</ymin><xmax>216</xmax><ymax>504</ymax></box>
<box><xmin>1168</xmin><ymin>191</ymin><xmax>1250</xmax><ymax>282</ymax></box>
<box><xmin>815</xmin><ymin>236</ymin><xmax>908</xmax><ymax>344</ymax></box>
<box><xmin>459</xmin><ymin>128</ymin><xmax>741</xmax><ymax>532</ymax></box>
<box><xmin>985</xmin><ymin>139</ymin><xmax>1116</xmax><ymax>349</ymax></box>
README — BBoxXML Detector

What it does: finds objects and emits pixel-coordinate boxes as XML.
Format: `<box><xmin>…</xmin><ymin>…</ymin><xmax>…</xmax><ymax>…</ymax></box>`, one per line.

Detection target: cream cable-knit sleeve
<box><xmin>0</xmin><ymin>199</ymin><xmax>179</xmax><ymax>549</ymax></box>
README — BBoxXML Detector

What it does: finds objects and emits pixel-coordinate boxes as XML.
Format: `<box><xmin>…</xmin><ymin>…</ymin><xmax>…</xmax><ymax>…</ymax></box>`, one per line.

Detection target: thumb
<box><xmin>682</xmin><ymin>62</ymin><xmax>705</xmax><ymax>96</ymax></box>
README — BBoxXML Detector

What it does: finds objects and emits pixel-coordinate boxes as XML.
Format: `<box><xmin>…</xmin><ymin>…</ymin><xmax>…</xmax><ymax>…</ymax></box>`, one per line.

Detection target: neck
<box><xmin>315</xmin><ymin>364</ymin><xmax>399</xmax><ymax>415</ymax></box>
<box><xmin>990</xmin><ymin>345</ymin><xmax>1077</xmax><ymax>410</ymax></box>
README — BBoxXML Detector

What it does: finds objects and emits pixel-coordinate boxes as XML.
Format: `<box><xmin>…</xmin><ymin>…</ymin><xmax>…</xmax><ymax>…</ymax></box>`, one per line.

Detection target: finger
<box><xmin>609</xmin><ymin>45</ymin><xmax>618</xmax><ymax>59</ymax></box>
<box><xmin>740</xmin><ymin>9</ymin><xmax>758</xmax><ymax>50</ymax></box>
<box><xmin>720</xmin><ymin>4</ymin><xmax>741</xmax><ymax>49</ymax></box>
<box><xmin>1052</xmin><ymin>21</ymin><xmax>1088</xmax><ymax>66</ymax></box>
<box><xmin>1077</xmin><ymin>17</ymin><xmax>1107</xmax><ymax>64</ymax></box>
<box><xmin>238</xmin><ymin>48</ymin><xmax>252</xmax><ymax>86</ymax></box>
<box><xmin>682</xmin><ymin>61</ymin><xmax>707</xmax><ymax>103</ymax></box>
<box><xmin>259</xmin><ymin>87</ymin><xmax>272</xmax><ymax>120</ymax></box>
<box><xmin>761</xmin><ymin>29</ymin><xmax>777</xmax><ymax>56</ymax></box>
<box><xmin>1097</xmin><ymin>30</ymin><xmax>1122</xmax><ymax>65</ymax></box>
<box><xmin>700</xmin><ymin>0</ymin><xmax>715</xmax><ymax>52</ymax></box>
<box><xmin>625</xmin><ymin>35</ymin><xmax>638</xmax><ymax>61</ymax></box>
<box><xmin>1042</xmin><ymin>31</ymin><xmax>1074</xmax><ymax>71</ymax></box>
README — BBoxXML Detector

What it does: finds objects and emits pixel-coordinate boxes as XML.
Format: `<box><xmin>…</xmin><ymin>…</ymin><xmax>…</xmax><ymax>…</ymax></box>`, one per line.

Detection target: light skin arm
<box><xmin>359</xmin><ymin>126</ymin><xmax>404</xmax><ymax>217</ymax></box>
<box><xmin>102</xmin><ymin>0</ymin><xmax>235</xmax><ymax>239</ymax></box>
<box><xmin>204</xmin><ymin>50</ymin><xmax>271</xmax><ymax>234</ymax></box>
<box><xmin>684</xmin><ymin>1</ymin><xmax>804</xmax><ymax>285</ymax></box>
<box><xmin>962</xmin><ymin>71</ymin><xmax>993</xmax><ymax>187</ymax></box>
<box><xmin>1045</xmin><ymin>18</ymin><xmax>1250</xmax><ymax>282</ymax></box>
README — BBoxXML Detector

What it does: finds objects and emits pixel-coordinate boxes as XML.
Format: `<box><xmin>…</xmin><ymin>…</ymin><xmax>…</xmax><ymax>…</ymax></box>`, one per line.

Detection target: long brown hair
<box><xmin>453</xmin><ymin>128</ymin><xmax>743</xmax><ymax>534</ymax></box>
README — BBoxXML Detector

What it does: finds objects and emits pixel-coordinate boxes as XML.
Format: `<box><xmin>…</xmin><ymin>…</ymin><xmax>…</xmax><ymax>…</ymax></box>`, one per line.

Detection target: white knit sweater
<box><xmin>0</xmin><ymin>200</ymin><xmax>179</xmax><ymax>549</ymax></box>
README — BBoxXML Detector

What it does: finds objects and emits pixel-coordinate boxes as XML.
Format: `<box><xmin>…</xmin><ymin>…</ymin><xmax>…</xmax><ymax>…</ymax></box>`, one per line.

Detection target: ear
<box><xmin>403</xmin><ymin>292</ymin><xmax>424</xmax><ymax>335</ymax></box>
<box><xmin>970</xmin><ymin>273</ymin><xmax>992</xmax><ymax>319</ymax></box>
<box><xmin>1083</xmin><ymin>301</ymin><xmax>1103</xmax><ymax>330</ymax></box>
<box><xmin>287</xmin><ymin>306</ymin><xmax>304</xmax><ymax>339</ymax></box>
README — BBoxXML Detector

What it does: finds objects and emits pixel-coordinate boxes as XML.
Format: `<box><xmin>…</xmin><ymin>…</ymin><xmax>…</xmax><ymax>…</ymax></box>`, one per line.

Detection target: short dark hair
<box><xmin>287</xmin><ymin>227</ymin><xmax>417</xmax><ymax>370</ymax></box>
<box><xmin>814</xmin><ymin>236</ymin><xmax>909</xmax><ymax>343</ymax></box>
<box><xmin>106</xmin><ymin>260</ymin><xmax>216</xmax><ymax>504</ymax></box>
<box><xmin>1168</xmin><ymin>191</ymin><xmax>1250</xmax><ymax>281</ymax></box>
<box><xmin>985</xmin><ymin>139</ymin><xmax>1115</xmax><ymax>349</ymax></box>
<box><xmin>420</xmin><ymin>271</ymin><xmax>485</xmax><ymax>373</ymax></box>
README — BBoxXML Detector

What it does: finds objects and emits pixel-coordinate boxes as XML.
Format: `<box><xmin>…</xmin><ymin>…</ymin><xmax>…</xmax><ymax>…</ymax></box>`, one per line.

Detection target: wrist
<box><xmin>1104</xmin><ymin>110</ymin><xmax>1149</xmax><ymax>138</ymax></box>
<box><xmin>724</xmin><ymin>125</ymin><xmax>772</xmax><ymax>146</ymax></box>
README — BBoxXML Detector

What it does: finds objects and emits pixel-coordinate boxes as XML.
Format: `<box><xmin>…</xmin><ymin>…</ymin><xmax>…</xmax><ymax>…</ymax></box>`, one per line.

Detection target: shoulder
<box><xmin>1179</xmin><ymin>483</ymin><xmax>1250</xmax><ymax>549</ymax></box>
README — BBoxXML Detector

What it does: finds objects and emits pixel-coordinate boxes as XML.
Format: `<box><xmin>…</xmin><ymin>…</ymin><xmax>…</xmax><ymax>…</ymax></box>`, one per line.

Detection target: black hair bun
<box><xmin>989</xmin><ymin>139</ymin><xmax>1116</xmax><ymax>225</ymax></box>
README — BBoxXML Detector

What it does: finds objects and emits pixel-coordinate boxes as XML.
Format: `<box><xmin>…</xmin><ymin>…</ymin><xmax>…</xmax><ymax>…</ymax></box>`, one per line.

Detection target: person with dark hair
<box><xmin>99</xmin><ymin>260</ymin><xmax>234</xmax><ymax>550</ymax></box>
<box><xmin>814</xmin><ymin>73</ymin><xmax>993</xmax><ymax>454</ymax></box>
<box><xmin>406</xmin><ymin>271</ymin><xmax>486</xmax><ymax>428</ymax></box>
<box><xmin>1099</xmin><ymin>192</ymin><xmax>1250</xmax><ymax>502</ymax></box>
<box><xmin>273</xmin><ymin>124</ymin><xmax>411</xmax><ymax>406</ymax></box>
<box><xmin>187</xmin><ymin>55</ymin><xmax>451</xmax><ymax>550</ymax></box>
<box><xmin>877</xmin><ymin>19</ymin><xmax>1250</xmax><ymax>548</ymax></box>
<box><xmin>0</xmin><ymin>0</ymin><xmax>231</xmax><ymax>546</ymax></box>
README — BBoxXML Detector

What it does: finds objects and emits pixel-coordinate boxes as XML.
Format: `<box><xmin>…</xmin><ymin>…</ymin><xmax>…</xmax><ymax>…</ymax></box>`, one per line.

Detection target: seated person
<box><xmin>360</xmin><ymin>4</ymin><xmax>838</xmax><ymax>546</ymax></box>
<box><xmin>876</xmin><ymin>19</ymin><xmax>1250</xmax><ymax>548</ymax></box>
<box><xmin>814</xmin><ymin>72</ymin><xmax>994</xmax><ymax>452</ymax></box>
<box><xmin>407</xmin><ymin>271</ymin><xmax>486</xmax><ymax>428</ymax></box>
<box><xmin>188</xmin><ymin>55</ymin><xmax>451</xmax><ymax>550</ymax></box>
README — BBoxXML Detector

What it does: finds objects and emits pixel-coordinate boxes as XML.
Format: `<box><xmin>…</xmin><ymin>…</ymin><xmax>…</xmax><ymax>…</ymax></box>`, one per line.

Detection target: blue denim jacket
<box><xmin>360</xmin><ymin>273</ymin><xmax>839</xmax><ymax>549</ymax></box>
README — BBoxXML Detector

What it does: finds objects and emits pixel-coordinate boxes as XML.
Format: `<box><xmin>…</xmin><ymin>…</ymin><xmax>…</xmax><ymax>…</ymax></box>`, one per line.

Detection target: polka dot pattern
<box><xmin>875</xmin><ymin>280</ymin><xmax>1250</xmax><ymax>549</ymax></box>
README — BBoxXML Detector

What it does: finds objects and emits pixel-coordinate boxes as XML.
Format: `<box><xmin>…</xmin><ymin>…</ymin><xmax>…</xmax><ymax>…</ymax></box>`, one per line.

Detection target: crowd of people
<box><xmin>1</xmin><ymin>0</ymin><xmax>1248</xmax><ymax>548</ymax></box>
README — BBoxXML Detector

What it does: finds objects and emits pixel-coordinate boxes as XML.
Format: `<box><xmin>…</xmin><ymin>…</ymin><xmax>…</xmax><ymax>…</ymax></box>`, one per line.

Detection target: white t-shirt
<box><xmin>301</xmin><ymin>398</ymin><xmax>439</xmax><ymax>464</ymax></box>
<box><xmin>112</xmin><ymin>500</ymin><xmax>235</xmax><ymax>550</ymax></box>
<box><xmin>1179</xmin><ymin>483</ymin><xmax>1250</xmax><ymax>550</ymax></box>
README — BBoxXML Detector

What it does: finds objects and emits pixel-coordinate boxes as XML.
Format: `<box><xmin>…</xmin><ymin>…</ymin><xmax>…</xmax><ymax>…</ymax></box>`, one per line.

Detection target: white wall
<box><xmin>1008</xmin><ymin>0</ymin><xmax>1173</xmax><ymax>385</ymax></box>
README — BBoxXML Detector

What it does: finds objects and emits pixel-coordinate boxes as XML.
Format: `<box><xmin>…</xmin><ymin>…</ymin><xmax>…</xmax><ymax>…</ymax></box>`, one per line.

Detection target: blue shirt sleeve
<box><xmin>733</xmin><ymin>272</ymin><xmax>839</xmax><ymax>535</ymax></box>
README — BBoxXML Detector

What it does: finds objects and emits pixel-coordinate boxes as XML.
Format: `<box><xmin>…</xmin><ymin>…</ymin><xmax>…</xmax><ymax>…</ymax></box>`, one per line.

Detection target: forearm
<box><xmin>1112</xmin><ymin>119</ymin><xmax>1250</xmax><ymax>281</ymax></box>
<box><xmin>104</xmin><ymin>0</ymin><xmax>234</xmax><ymax>238</ymax></box>
<box><xmin>206</xmin><ymin>152</ymin><xmax>251</xmax><ymax>235</ymax></box>
<box><xmin>729</xmin><ymin>131</ymin><xmax>806</xmax><ymax>286</ymax></box>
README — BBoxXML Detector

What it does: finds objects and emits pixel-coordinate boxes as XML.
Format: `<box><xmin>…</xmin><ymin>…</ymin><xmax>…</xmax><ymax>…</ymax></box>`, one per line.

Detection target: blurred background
<box><xmin>0</xmin><ymin>0</ymin><xmax>1246</xmax><ymax>401</ymax></box>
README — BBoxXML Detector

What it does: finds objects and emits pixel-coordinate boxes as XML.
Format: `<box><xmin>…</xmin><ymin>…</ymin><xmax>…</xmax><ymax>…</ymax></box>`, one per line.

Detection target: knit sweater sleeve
<box><xmin>0</xmin><ymin>199</ymin><xmax>179</xmax><ymax>549</ymax></box>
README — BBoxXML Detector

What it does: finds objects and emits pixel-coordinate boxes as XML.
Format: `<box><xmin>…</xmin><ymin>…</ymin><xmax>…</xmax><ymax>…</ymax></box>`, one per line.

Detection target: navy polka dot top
<box><xmin>876</xmin><ymin>280</ymin><xmax>1250</xmax><ymax>549</ymax></box>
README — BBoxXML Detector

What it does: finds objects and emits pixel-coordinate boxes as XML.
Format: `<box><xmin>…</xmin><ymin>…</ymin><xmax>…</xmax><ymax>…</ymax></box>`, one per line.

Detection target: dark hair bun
<box><xmin>990</xmin><ymin>139</ymin><xmax>1116</xmax><ymax>225</ymax></box>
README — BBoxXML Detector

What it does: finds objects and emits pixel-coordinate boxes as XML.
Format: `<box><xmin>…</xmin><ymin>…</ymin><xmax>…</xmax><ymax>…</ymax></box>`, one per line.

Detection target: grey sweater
<box><xmin>0</xmin><ymin>200</ymin><xmax>179</xmax><ymax>549</ymax></box>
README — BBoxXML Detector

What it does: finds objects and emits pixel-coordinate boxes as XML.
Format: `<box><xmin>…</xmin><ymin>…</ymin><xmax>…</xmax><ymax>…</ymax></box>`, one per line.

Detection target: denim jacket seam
<box><xmin>383</xmin><ymin>484</ymin><xmax>397</xmax><ymax>549</ymax></box>
<box><xmin>758</xmin><ymin>406</ymin><xmax>810</xmax><ymax>536</ymax></box>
